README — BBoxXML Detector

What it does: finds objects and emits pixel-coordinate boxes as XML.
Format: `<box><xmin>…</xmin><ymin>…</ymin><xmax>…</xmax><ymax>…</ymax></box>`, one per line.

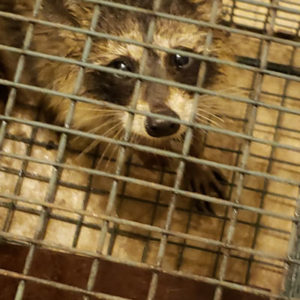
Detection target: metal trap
<box><xmin>0</xmin><ymin>0</ymin><xmax>299</xmax><ymax>299</ymax></box>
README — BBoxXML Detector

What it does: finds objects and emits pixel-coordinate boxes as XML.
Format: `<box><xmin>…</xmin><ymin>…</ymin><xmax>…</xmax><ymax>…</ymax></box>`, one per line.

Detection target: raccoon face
<box><xmin>84</xmin><ymin>46</ymin><xmax>206</xmax><ymax>140</ymax></box>
<box><xmin>28</xmin><ymin>0</ymin><xmax>226</xmax><ymax>148</ymax></box>
<box><xmin>80</xmin><ymin>17</ymin><xmax>221</xmax><ymax>144</ymax></box>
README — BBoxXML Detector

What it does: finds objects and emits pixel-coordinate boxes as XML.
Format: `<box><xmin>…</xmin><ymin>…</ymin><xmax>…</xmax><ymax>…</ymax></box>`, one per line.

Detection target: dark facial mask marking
<box><xmin>167</xmin><ymin>47</ymin><xmax>220</xmax><ymax>87</ymax></box>
<box><xmin>84</xmin><ymin>56</ymin><xmax>138</xmax><ymax>106</ymax></box>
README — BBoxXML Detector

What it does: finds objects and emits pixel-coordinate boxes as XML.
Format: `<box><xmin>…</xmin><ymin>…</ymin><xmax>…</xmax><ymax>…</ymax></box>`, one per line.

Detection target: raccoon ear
<box><xmin>41</xmin><ymin>0</ymin><xmax>79</xmax><ymax>26</ymax></box>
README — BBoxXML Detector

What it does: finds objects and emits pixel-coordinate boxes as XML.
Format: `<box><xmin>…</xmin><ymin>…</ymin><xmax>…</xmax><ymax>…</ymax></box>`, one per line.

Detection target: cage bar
<box><xmin>0</xmin><ymin>0</ymin><xmax>299</xmax><ymax>299</ymax></box>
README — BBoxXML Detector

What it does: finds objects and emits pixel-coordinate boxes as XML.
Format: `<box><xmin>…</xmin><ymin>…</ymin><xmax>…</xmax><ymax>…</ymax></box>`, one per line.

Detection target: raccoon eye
<box><xmin>108</xmin><ymin>58</ymin><xmax>134</xmax><ymax>78</ymax></box>
<box><xmin>173</xmin><ymin>54</ymin><xmax>193</xmax><ymax>69</ymax></box>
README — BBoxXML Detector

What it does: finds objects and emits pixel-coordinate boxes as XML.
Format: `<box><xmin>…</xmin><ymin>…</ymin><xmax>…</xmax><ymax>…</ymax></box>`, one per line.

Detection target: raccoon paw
<box><xmin>185</xmin><ymin>163</ymin><xmax>228</xmax><ymax>215</ymax></box>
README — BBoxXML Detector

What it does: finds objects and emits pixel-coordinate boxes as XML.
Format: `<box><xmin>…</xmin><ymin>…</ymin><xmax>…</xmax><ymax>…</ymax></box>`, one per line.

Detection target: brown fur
<box><xmin>0</xmin><ymin>0</ymin><xmax>235</xmax><ymax>204</ymax></box>
<box><xmin>1</xmin><ymin>0</ymin><xmax>231</xmax><ymax>145</ymax></box>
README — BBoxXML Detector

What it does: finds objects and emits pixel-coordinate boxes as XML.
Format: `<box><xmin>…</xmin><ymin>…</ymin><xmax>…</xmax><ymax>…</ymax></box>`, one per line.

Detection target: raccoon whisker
<box><xmin>85</xmin><ymin>116</ymin><xmax>121</xmax><ymax>124</ymax></box>
<box><xmin>71</xmin><ymin>119</ymin><xmax>120</xmax><ymax>143</ymax></box>
<box><xmin>104</xmin><ymin>127</ymin><xmax>124</xmax><ymax>170</ymax></box>
<box><xmin>95</xmin><ymin>122</ymin><xmax>123</xmax><ymax>170</ymax></box>
<box><xmin>196</xmin><ymin>111</ymin><xmax>218</xmax><ymax>121</ymax></box>
<box><xmin>78</xmin><ymin>112</ymin><xmax>123</xmax><ymax>121</ymax></box>
<box><xmin>82</xmin><ymin>112</ymin><xmax>123</xmax><ymax>119</ymax></box>
<box><xmin>195</xmin><ymin>115</ymin><xmax>222</xmax><ymax>128</ymax></box>
<box><xmin>195</xmin><ymin>117</ymin><xmax>218</xmax><ymax>129</ymax></box>
<box><xmin>96</xmin><ymin>142</ymin><xmax>112</xmax><ymax>171</ymax></box>
<box><xmin>196</xmin><ymin>108</ymin><xmax>223</xmax><ymax>120</ymax></box>
<box><xmin>104</xmin><ymin>144</ymin><xmax>117</xmax><ymax>170</ymax></box>
<box><xmin>99</xmin><ymin>121</ymin><xmax>123</xmax><ymax>139</ymax></box>
<box><xmin>97</xmin><ymin>127</ymin><xmax>123</xmax><ymax>170</ymax></box>
<box><xmin>76</xmin><ymin>121</ymin><xmax>122</xmax><ymax>161</ymax></box>
<box><xmin>75</xmin><ymin>139</ymin><xmax>100</xmax><ymax>162</ymax></box>
<box><xmin>196</xmin><ymin>112</ymin><xmax>223</xmax><ymax>123</ymax></box>
<box><xmin>201</xmin><ymin>106</ymin><xmax>223</xmax><ymax>114</ymax></box>
<box><xmin>87</xmin><ymin>119</ymin><xmax>122</xmax><ymax>135</ymax></box>
<box><xmin>79</xmin><ymin>108</ymin><xmax>122</xmax><ymax>114</ymax></box>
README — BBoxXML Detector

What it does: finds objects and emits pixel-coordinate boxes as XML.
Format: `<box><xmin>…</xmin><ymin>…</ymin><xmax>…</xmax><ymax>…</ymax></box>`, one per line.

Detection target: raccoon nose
<box><xmin>145</xmin><ymin>109</ymin><xmax>180</xmax><ymax>138</ymax></box>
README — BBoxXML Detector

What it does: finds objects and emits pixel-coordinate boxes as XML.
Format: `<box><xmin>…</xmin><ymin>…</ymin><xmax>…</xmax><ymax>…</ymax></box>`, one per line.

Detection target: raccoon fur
<box><xmin>0</xmin><ymin>0</ymin><xmax>234</xmax><ymax>213</ymax></box>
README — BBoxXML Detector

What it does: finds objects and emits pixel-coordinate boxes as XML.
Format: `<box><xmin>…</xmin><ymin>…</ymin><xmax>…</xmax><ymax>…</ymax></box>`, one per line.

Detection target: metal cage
<box><xmin>0</xmin><ymin>0</ymin><xmax>300</xmax><ymax>299</ymax></box>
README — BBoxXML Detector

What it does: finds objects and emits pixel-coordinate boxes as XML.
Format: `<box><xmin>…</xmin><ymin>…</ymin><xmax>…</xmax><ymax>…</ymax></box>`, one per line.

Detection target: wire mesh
<box><xmin>0</xmin><ymin>0</ymin><xmax>299</xmax><ymax>299</ymax></box>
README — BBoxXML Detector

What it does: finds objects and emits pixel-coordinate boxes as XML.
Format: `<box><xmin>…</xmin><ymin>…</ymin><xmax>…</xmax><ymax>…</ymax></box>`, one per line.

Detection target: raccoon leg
<box><xmin>185</xmin><ymin>162</ymin><xmax>228</xmax><ymax>215</ymax></box>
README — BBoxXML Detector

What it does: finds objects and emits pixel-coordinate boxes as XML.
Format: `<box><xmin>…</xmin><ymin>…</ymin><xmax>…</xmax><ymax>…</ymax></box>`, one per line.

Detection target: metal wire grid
<box><xmin>0</xmin><ymin>0</ymin><xmax>299</xmax><ymax>299</ymax></box>
<box><xmin>223</xmin><ymin>0</ymin><xmax>300</xmax><ymax>36</ymax></box>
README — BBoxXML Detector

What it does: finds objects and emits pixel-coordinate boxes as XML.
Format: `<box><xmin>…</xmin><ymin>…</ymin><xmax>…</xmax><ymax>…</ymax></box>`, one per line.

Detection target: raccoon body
<box><xmin>0</xmin><ymin>0</ymin><xmax>234</xmax><ymax>212</ymax></box>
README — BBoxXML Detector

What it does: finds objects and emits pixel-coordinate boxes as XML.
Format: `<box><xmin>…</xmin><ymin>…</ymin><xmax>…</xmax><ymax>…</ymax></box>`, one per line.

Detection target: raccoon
<box><xmin>0</xmin><ymin>0</ymin><xmax>233</xmax><ymax>213</ymax></box>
